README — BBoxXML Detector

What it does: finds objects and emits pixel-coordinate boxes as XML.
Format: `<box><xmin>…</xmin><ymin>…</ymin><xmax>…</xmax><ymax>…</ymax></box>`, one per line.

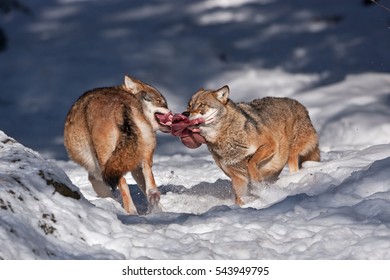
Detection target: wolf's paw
<box><xmin>250</xmin><ymin>180</ymin><xmax>271</xmax><ymax>190</ymax></box>
<box><xmin>147</xmin><ymin>188</ymin><xmax>161</xmax><ymax>205</ymax></box>
<box><xmin>235</xmin><ymin>195</ymin><xmax>245</xmax><ymax>206</ymax></box>
<box><xmin>147</xmin><ymin>202</ymin><xmax>163</xmax><ymax>214</ymax></box>
<box><xmin>124</xmin><ymin>202</ymin><xmax>138</xmax><ymax>215</ymax></box>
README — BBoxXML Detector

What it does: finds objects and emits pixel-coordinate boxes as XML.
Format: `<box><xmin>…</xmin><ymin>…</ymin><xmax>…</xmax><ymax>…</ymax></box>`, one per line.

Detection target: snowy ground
<box><xmin>1</xmin><ymin>0</ymin><xmax>390</xmax><ymax>259</ymax></box>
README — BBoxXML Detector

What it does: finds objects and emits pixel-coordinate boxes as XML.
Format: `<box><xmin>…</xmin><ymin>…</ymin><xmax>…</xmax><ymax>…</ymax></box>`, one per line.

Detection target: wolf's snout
<box><xmin>182</xmin><ymin>111</ymin><xmax>190</xmax><ymax>117</ymax></box>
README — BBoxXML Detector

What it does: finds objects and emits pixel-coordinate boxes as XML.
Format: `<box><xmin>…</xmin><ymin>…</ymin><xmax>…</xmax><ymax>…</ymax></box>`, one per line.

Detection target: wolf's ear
<box><xmin>214</xmin><ymin>85</ymin><xmax>229</xmax><ymax>105</ymax></box>
<box><xmin>124</xmin><ymin>75</ymin><xmax>143</xmax><ymax>93</ymax></box>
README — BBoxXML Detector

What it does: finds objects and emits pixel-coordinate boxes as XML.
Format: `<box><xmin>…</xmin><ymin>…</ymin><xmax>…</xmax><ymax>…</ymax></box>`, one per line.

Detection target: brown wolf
<box><xmin>64</xmin><ymin>76</ymin><xmax>170</xmax><ymax>214</ymax></box>
<box><xmin>182</xmin><ymin>85</ymin><xmax>320</xmax><ymax>205</ymax></box>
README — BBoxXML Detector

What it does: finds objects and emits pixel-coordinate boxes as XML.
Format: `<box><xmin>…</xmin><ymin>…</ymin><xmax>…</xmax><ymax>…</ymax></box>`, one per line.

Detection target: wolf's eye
<box><xmin>199</xmin><ymin>104</ymin><xmax>208</xmax><ymax>114</ymax></box>
<box><xmin>199</xmin><ymin>104</ymin><xmax>208</xmax><ymax>110</ymax></box>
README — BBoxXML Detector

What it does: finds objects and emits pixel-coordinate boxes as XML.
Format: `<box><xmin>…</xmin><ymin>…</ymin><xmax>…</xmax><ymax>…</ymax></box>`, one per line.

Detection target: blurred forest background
<box><xmin>0</xmin><ymin>0</ymin><xmax>389</xmax><ymax>159</ymax></box>
<box><xmin>0</xmin><ymin>0</ymin><xmax>384</xmax><ymax>53</ymax></box>
<box><xmin>0</xmin><ymin>0</ymin><xmax>31</xmax><ymax>51</ymax></box>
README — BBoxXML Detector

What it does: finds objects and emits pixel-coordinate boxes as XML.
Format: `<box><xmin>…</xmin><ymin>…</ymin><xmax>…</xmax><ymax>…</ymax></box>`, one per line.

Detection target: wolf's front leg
<box><xmin>230</xmin><ymin>173</ymin><xmax>249</xmax><ymax>206</ymax></box>
<box><xmin>221</xmin><ymin>164</ymin><xmax>249</xmax><ymax>206</ymax></box>
<box><xmin>131</xmin><ymin>165</ymin><xmax>161</xmax><ymax>214</ymax></box>
<box><xmin>219</xmin><ymin>163</ymin><xmax>249</xmax><ymax>205</ymax></box>
<box><xmin>118</xmin><ymin>177</ymin><xmax>138</xmax><ymax>215</ymax></box>
<box><xmin>140</xmin><ymin>154</ymin><xmax>161</xmax><ymax>207</ymax></box>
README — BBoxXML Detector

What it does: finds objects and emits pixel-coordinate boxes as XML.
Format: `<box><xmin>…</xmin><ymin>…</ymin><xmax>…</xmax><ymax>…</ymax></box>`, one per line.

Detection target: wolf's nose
<box><xmin>182</xmin><ymin>111</ymin><xmax>190</xmax><ymax>117</ymax></box>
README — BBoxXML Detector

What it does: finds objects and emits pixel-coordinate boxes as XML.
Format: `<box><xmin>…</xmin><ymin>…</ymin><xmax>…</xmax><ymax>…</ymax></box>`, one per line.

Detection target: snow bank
<box><xmin>0</xmin><ymin>131</ymin><xmax>124</xmax><ymax>259</ymax></box>
<box><xmin>3</xmin><ymin>129</ymin><xmax>390</xmax><ymax>259</ymax></box>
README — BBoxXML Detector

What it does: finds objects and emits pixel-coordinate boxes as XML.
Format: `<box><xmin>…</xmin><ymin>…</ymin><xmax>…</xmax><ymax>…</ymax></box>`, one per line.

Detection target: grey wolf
<box><xmin>182</xmin><ymin>85</ymin><xmax>320</xmax><ymax>205</ymax></box>
<box><xmin>64</xmin><ymin>75</ymin><xmax>170</xmax><ymax>214</ymax></box>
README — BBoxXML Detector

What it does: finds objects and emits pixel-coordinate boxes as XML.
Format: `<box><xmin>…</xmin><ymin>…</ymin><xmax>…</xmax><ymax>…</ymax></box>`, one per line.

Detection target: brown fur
<box><xmin>64</xmin><ymin>76</ymin><xmax>169</xmax><ymax>214</ymax></box>
<box><xmin>185</xmin><ymin>86</ymin><xmax>320</xmax><ymax>205</ymax></box>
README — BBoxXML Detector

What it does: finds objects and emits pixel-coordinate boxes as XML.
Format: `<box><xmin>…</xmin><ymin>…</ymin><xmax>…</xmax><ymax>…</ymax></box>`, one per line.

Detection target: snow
<box><xmin>1</xmin><ymin>0</ymin><xmax>390</xmax><ymax>259</ymax></box>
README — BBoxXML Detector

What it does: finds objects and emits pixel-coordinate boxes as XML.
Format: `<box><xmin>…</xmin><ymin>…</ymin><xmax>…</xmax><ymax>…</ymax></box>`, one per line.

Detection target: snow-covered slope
<box><xmin>1</xmin><ymin>0</ymin><xmax>390</xmax><ymax>259</ymax></box>
<box><xmin>0</xmin><ymin>131</ymin><xmax>124</xmax><ymax>259</ymax></box>
<box><xmin>2</xmin><ymin>130</ymin><xmax>390</xmax><ymax>259</ymax></box>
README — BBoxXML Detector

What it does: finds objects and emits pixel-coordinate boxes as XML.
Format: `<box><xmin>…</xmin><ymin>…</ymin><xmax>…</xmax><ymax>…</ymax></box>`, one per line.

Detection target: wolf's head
<box><xmin>123</xmin><ymin>75</ymin><xmax>171</xmax><ymax>132</ymax></box>
<box><xmin>183</xmin><ymin>85</ymin><xmax>230</xmax><ymax>129</ymax></box>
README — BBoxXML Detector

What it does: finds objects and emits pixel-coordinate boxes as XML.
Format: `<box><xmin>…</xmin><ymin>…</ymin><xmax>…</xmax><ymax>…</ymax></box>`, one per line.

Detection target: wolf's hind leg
<box><xmin>118</xmin><ymin>176</ymin><xmax>138</xmax><ymax>215</ymax></box>
<box><xmin>248</xmin><ymin>137</ymin><xmax>276</xmax><ymax>181</ymax></box>
<box><xmin>289</xmin><ymin>143</ymin><xmax>320</xmax><ymax>172</ymax></box>
<box><xmin>88</xmin><ymin>174</ymin><xmax>114</xmax><ymax>198</ymax></box>
<box><xmin>299</xmin><ymin>144</ymin><xmax>320</xmax><ymax>166</ymax></box>
<box><xmin>287</xmin><ymin>153</ymin><xmax>300</xmax><ymax>173</ymax></box>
